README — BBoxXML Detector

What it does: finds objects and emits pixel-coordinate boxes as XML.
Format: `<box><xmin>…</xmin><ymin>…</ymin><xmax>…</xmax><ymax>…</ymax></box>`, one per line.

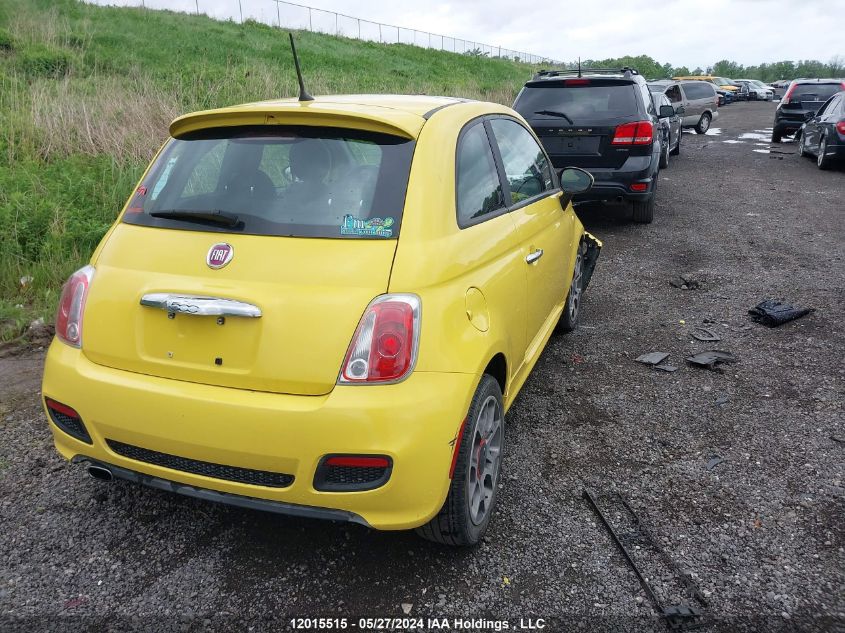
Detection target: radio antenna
<box><xmin>288</xmin><ymin>32</ymin><xmax>314</xmax><ymax>102</ymax></box>
<box><xmin>577</xmin><ymin>56</ymin><xmax>582</xmax><ymax>78</ymax></box>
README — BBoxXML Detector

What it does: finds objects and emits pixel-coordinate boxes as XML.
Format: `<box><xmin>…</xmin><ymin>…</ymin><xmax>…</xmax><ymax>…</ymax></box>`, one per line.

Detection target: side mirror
<box><xmin>659</xmin><ymin>104</ymin><xmax>675</xmax><ymax>118</ymax></box>
<box><xmin>675</xmin><ymin>105</ymin><xmax>686</xmax><ymax>115</ymax></box>
<box><xmin>559</xmin><ymin>167</ymin><xmax>593</xmax><ymax>196</ymax></box>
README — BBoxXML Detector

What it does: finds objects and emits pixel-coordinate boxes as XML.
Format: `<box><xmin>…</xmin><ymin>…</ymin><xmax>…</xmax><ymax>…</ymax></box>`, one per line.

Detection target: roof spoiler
<box><xmin>533</xmin><ymin>67</ymin><xmax>640</xmax><ymax>80</ymax></box>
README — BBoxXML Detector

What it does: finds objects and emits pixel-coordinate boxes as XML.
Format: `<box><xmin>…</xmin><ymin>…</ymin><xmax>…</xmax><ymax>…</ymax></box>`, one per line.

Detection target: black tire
<box><xmin>416</xmin><ymin>375</ymin><xmax>504</xmax><ymax>546</ymax></box>
<box><xmin>670</xmin><ymin>130</ymin><xmax>681</xmax><ymax>156</ymax></box>
<box><xmin>659</xmin><ymin>142</ymin><xmax>669</xmax><ymax>169</ymax></box>
<box><xmin>694</xmin><ymin>113</ymin><xmax>711</xmax><ymax>134</ymax></box>
<box><xmin>631</xmin><ymin>175</ymin><xmax>657</xmax><ymax>224</ymax></box>
<box><xmin>771</xmin><ymin>129</ymin><xmax>782</xmax><ymax>143</ymax></box>
<box><xmin>817</xmin><ymin>135</ymin><xmax>833</xmax><ymax>170</ymax></box>
<box><xmin>557</xmin><ymin>240</ymin><xmax>585</xmax><ymax>333</ymax></box>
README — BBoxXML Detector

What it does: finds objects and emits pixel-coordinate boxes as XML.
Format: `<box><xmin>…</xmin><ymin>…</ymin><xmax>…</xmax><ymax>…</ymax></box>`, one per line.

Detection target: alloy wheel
<box><xmin>467</xmin><ymin>395</ymin><xmax>503</xmax><ymax>526</ymax></box>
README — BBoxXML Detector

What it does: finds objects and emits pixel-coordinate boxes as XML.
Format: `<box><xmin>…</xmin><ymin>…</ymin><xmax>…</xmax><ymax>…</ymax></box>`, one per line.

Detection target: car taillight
<box><xmin>339</xmin><ymin>294</ymin><xmax>421</xmax><ymax>384</ymax></box>
<box><xmin>564</xmin><ymin>79</ymin><xmax>590</xmax><ymax>85</ymax></box>
<box><xmin>781</xmin><ymin>84</ymin><xmax>796</xmax><ymax>105</ymax></box>
<box><xmin>55</xmin><ymin>265</ymin><xmax>95</xmax><ymax>348</ymax></box>
<box><xmin>837</xmin><ymin>120</ymin><xmax>845</xmax><ymax>135</ymax></box>
<box><xmin>611</xmin><ymin>121</ymin><xmax>653</xmax><ymax>145</ymax></box>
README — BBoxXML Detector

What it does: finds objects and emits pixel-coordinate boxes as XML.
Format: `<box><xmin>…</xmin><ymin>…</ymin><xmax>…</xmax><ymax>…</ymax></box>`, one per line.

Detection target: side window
<box><xmin>817</xmin><ymin>95</ymin><xmax>838</xmax><ymax>116</ymax></box>
<box><xmin>639</xmin><ymin>83</ymin><xmax>656</xmax><ymax>114</ymax></box>
<box><xmin>666</xmin><ymin>85</ymin><xmax>682</xmax><ymax>103</ymax></box>
<box><xmin>456</xmin><ymin>122</ymin><xmax>505</xmax><ymax>226</ymax></box>
<box><xmin>489</xmin><ymin>118</ymin><xmax>553</xmax><ymax>205</ymax></box>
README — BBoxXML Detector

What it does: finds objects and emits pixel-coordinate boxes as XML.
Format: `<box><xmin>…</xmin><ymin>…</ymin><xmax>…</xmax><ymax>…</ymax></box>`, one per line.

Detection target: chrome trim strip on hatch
<box><xmin>140</xmin><ymin>293</ymin><xmax>262</xmax><ymax>318</ymax></box>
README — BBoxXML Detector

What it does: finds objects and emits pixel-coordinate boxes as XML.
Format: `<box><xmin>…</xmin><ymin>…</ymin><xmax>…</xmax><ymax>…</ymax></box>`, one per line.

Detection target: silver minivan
<box><xmin>648</xmin><ymin>80</ymin><xmax>719</xmax><ymax>134</ymax></box>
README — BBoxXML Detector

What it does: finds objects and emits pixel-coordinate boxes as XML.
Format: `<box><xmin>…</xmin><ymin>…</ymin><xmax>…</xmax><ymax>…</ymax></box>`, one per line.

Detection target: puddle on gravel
<box><xmin>723</xmin><ymin>139</ymin><xmax>745</xmax><ymax>144</ymax></box>
<box><xmin>704</xmin><ymin>128</ymin><xmax>722</xmax><ymax>136</ymax></box>
<box><xmin>753</xmin><ymin>149</ymin><xmax>771</xmax><ymax>154</ymax></box>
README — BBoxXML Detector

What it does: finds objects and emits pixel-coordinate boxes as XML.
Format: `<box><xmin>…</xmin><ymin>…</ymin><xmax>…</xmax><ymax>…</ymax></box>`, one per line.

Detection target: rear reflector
<box><xmin>325</xmin><ymin>456</ymin><xmax>390</xmax><ymax>469</ymax></box>
<box><xmin>612</xmin><ymin>121</ymin><xmax>654</xmax><ymax>145</ymax></box>
<box><xmin>630</xmin><ymin>183</ymin><xmax>649</xmax><ymax>192</ymax></box>
<box><xmin>45</xmin><ymin>398</ymin><xmax>92</xmax><ymax>444</ymax></box>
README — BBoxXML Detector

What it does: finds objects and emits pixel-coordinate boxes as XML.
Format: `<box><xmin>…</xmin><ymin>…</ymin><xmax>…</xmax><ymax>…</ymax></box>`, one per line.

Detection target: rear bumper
<box><xmin>559</xmin><ymin>154</ymin><xmax>658</xmax><ymax>202</ymax></box>
<box><xmin>774</xmin><ymin>115</ymin><xmax>805</xmax><ymax>135</ymax></box>
<box><xmin>43</xmin><ymin>341</ymin><xmax>478</xmax><ymax>530</ymax></box>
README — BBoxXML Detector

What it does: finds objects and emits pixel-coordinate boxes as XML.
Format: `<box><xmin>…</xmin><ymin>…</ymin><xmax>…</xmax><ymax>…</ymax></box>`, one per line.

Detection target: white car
<box><xmin>736</xmin><ymin>79</ymin><xmax>774</xmax><ymax>101</ymax></box>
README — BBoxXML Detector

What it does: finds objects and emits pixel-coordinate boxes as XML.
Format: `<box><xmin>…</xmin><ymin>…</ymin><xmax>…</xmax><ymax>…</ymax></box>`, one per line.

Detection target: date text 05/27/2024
<box><xmin>289</xmin><ymin>617</ymin><xmax>547</xmax><ymax>631</ymax></box>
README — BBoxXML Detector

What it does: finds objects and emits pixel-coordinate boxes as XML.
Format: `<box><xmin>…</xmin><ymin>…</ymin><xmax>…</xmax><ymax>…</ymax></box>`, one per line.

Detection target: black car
<box><xmin>772</xmin><ymin>79</ymin><xmax>845</xmax><ymax>142</ymax></box>
<box><xmin>513</xmin><ymin>68</ymin><xmax>672</xmax><ymax>223</ymax></box>
<box><xmin>798</xmin><ymin>90</ymin><xmax>845</xmax><ymax>169</ymax></box>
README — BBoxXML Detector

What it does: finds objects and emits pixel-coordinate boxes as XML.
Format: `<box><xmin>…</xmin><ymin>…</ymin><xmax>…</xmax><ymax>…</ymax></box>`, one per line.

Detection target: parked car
<box><xmin>649</xmin><ymin>79</ymin><xmax>719</xmax><ymax>134</ymax></box>
<box><xmin>513</xmin><ymin>67</ymin><xmax>664</xmax><ymax>222</ymax></box>
<box><xmin>798</xmin><ymin>90</ymin><xmax>845</xmax><ymax>169</ymax></box>
<box><xmin>674</xmin><ymin>75</ymin><xmax>740</xmax><ymax>96</ymax></box>
<box><xmin>735</xmin><ymin>79</ymin><xmax>774</xmax><ymax>101</ymax></box>
<box><xmin>773</xmin><ymin>78</ymin><xmax>845</xmax><ymax>142</ymax></box>
<box><xmin>41</xmin><ymin>93</ymin><xmax>602</xmax><ymax>547</ymax></box>
<box><xmin>648</xmin><ymin>91</ymin><xmax>682</xmax><ymax>166</ymax></box>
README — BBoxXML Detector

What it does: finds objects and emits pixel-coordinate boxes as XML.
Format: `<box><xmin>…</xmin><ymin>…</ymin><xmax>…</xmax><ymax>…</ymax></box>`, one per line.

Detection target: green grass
<box><xmin>0</xmin><ymin>0</ymin><xmax>541</xmax><ymax>339</ymax></box>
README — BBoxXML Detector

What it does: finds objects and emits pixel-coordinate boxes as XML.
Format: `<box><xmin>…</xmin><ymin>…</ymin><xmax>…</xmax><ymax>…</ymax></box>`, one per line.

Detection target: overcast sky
<box><xmin>106</xmin><ymin>0</ymin><xmax>844</xmax><ymax>68</ymax></box>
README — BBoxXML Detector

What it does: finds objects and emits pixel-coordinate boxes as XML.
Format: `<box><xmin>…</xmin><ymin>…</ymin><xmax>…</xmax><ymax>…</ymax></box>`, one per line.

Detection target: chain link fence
<box><xmin>90</xmin><ymin>0</ymin><xmax>559</xmax><ymax>65</ymax></box>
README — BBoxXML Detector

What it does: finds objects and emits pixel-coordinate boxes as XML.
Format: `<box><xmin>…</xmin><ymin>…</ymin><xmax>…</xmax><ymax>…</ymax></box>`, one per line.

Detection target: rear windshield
<box><xmin>123</xmin><ymin>126</ymin><xmax>416</xmax><ymax>239</ymax></box>
<box><xmin>514</xmin><ymin>83</ymin><xmax>638</xmax><ymax>123</ymax></box>
<box><xmin>791</xmin><ymin>83</ymin><xmax>843</xmax><ymax>101</ymax></box>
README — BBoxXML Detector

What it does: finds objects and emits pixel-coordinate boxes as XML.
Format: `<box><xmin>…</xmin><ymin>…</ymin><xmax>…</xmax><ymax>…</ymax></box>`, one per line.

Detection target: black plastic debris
<box><xmin>686</xmin><ymin>350</ymin><xmax>736</xmax><ymax>370</ymax></box>
<box><xmin>583</xmin><ymin>489</ymin><xmax>709</xmax><ymax>630</ymax></box>
<box><xmin>691</xmin><ymin>326</ymin><xmax>721</xmax><ymax>342</ymax></box>
<box><xmin>749</xmin><ymin>299</ymin><xmax>814</xmax><ymax>327</ymax></box>
<box><xmin>636</xmin><ymin>352</ymin><xmax>670</xmax><ymax>365</ymax></box>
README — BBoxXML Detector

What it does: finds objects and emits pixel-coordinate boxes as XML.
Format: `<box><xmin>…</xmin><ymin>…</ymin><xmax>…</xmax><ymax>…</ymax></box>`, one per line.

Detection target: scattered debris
<box><xmin>669</xmin><ymin>272</ymin><xmax>705</xmax><ymax>290</ymax></box>
<box><xmin>654</xmin><ymin>364</ymin><xmax>679</xmax><ymax>373</ymax></box>
<box><xmin>583</xmin><ymin>488</ymin><xmax>708</xmax><ymax>630</ymax></box>
<box><xmin>714</xmin><ymin>395</ymin><xmax>730</xmax><ymax>406</ymax></box>
<box><xmin>749</xmin><ymin>299</ymin><xmax>814</xmax><ymax>327</ymax></box>
<box><xmin>691</xmin><ymin>326</ymin><xmax>721</xmax><ymax>342</ymax></box>
<box><xmin>19</xmin><ymin>275</ymin><xmax>34</xmax><ymax>289</ymax></box>
<box><xmin>706</xmin><ymin>456</ymin><xmax>724</xmax><ymax>471</ymax></box>
<box><xmin>401</xmin><ymin>603</ymin><xmax>412</xmax><ymax>615</ymax></box>
<box><xmin>686</xmin><ymin>350</ymin><xmax>736</xmax><ymax>370</ymax></box>
<box><xmin>831</xmin><ymin>436</ymin><xmax>844</xmax><ymax>445</ymax></box>
<box><xmin>636</xmin><ymin>352</ymin><xmax>669</xmax><ymax>366</ymax></box>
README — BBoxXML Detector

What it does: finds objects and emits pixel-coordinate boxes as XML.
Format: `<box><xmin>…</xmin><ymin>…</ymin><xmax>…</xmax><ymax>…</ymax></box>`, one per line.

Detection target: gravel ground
<box><xmin>1</xmin><ymin>101</ymin><xmax>843</xmax><ymax>633</ymax></box>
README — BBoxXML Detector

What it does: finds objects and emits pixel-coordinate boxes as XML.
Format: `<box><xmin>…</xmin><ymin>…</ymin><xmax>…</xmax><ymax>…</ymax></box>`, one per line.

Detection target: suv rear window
<box><xmin>514</xmin><ymin>83</ymin><xmax>638</xmax><ymax>122</ymax></box>
<box><xmin>790</xmin><ymin>83</ymin><xmax>843</xmax><ymax>101</ymax></box>
<box><xmin>123</xmin><ymin>126</ymin><xmax>415</xmax><ymax>239</ymax></box>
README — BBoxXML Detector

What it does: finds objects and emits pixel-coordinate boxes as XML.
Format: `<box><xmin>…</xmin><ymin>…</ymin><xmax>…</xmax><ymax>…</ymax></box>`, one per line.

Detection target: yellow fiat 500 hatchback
<box><xmin>42</xmin><ymin>94</ymin><xmax>601</xmax><ymax>545</ymax></box>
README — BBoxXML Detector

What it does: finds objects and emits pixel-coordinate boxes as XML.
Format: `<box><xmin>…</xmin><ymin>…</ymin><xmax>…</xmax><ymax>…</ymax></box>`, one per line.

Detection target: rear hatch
<box><xmin>83</xmin><ymin>124</ymin><xmax>416</xmax><ymax>396</ymax></box>
<box><xmin>780</xmin><ymin>82</ymin><xmax>845</xmax><ymax>120</ymax></box>
<box><xmin>513</xmin><ymin>79</ymin><xmax>647</xmax><ymax>169</ymax></box>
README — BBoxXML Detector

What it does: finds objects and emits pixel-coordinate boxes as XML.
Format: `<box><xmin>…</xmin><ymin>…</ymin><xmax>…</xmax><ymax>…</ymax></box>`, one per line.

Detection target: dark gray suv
<box><xmin>514</xmin><ymin>68</ymin><xmax>672</xmax><ymax>223</ymax></box>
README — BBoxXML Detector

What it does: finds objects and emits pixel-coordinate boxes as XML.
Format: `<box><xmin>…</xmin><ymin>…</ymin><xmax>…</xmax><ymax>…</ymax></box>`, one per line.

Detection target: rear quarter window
<box><xmin>123</xmin><ymin>126</ymin><xmax>415</xmax><ymax>239</ymax></box>
<box><xmin>682</xmin><ymin>82</ymin><xmax>715</xmax><ymax>100</ymax></box>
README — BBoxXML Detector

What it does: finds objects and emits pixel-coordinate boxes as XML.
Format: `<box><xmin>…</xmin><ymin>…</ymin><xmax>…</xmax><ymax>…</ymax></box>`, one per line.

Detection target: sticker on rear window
<box><xmin>340</xmin><ymin>215</ymin><xmax>395</xmax><ymax>238</ymax></box>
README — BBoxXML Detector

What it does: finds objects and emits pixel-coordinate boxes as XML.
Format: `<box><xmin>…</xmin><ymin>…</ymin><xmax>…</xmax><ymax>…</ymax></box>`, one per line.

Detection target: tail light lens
<box><xmin>611</xmin><ymin>121</ymin><xmax>654</xmax><ymax>145</ymax></box>
<box><xmin>781</xmin><ymin>84</ymin><xmax>796</xmax><ymax>105</ymax></box>
<box><xmin>836</xmin><ymin>121</ymin><xmax>845</xmax><ymax>135</ymax></box>
<box><xmin>55</xmin><ymin>265</ymin><xmax>95</xmax><ymax>348</ymax></box>
<box><xmin>339</xmin><ymin>294</ymin><xmax>421</xmax><ymax>384</ymax></box>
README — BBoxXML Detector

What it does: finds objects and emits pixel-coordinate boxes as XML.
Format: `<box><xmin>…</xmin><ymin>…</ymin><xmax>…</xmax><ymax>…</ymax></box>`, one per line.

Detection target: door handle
<box><xmin>525</xmin><ymin>249</ymin><xmax>544</xmax><ymax>264</ymax></box>
<box><xmin>140</xmin><ymin>293</ymin><xmax>262</xmax><ymax>317</ymax></box>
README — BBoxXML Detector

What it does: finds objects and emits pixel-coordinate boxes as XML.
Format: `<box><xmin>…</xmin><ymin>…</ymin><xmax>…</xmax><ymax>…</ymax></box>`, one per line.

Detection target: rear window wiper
<box><xmin>534</xmin><ymin>110</ymin><xmax>574</xmax><ymax>124</ymax></box>
<box><xmin>149</xmin><ymin>209</ymin><xmax>241</xmax><ymax>228</ymax></box>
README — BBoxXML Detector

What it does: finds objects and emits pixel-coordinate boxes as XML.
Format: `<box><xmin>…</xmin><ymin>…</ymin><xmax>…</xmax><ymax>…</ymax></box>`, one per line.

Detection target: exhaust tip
<box><xmin>87</xmin><ymin>465</ymin><xmax>113</xmax><ymax>482</ymax></box>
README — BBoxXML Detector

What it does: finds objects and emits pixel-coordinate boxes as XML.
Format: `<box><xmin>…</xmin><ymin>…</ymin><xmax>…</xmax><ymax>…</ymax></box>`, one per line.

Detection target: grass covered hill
<box><xmin>0</xmin><ymin>0</ymin><xmax>541</xmax><ymax>339</ymax></box>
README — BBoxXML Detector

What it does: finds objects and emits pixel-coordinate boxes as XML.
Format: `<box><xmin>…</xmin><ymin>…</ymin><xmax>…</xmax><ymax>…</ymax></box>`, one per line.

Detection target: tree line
<box><xmin>567</xmin><ymin>54</ymin><xmax>845</xmax><ymax>82</ymax></box>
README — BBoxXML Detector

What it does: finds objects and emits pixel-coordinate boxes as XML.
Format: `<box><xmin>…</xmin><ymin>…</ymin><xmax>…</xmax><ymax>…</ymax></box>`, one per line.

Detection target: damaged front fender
<box><xmin>581</xmin><ymin>232</ymin><xmax>602</xmax><ymax>291</ymax></box>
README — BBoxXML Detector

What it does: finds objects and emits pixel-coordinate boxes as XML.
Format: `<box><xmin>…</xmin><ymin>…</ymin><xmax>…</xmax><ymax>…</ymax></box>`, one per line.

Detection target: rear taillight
<box><xmin>55</xmin><ymin>265</ymin><xmax>94</xmax><ymax>348</ymax></box>
<box><xmin>611</xmin><ymin>121</ymin><xmax>654</xmax><ymax>145</ymax></box>
<box><xmin>837</xmin><ymin>121</ymin><xmax>845</xmax><ymax>135</ymax></box>
<box><xmin>339</xmin><ymin>294</ymin><xmax>421</xmax><ymax>384</ymax></box>
<box><xmin>781</xmin><ymin>84</ymin><xmax>796</xmax><ymax>105</ymax></box>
